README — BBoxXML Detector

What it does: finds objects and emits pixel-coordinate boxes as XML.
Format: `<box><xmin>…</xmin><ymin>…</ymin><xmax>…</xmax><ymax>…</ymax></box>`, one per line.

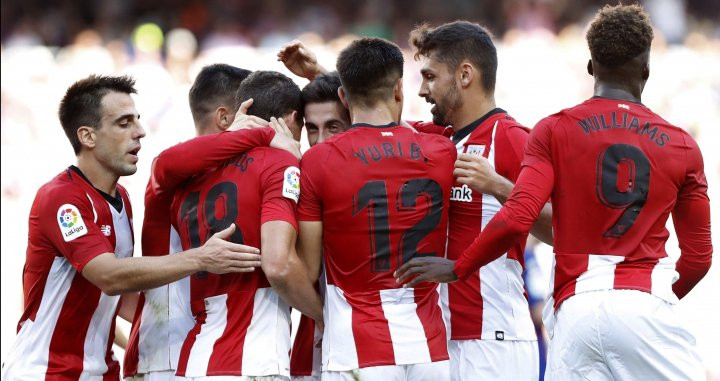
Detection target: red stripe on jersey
<box><xmin>103</xmin><ymin>303</ymin><xmax>121</xmax><ymax>380</ymax></box>
<box><xmin>348</xmin><ymin>292</ymin><xmax>395</xmax><ymax>367</ymax></box>
<box><xmin>176</xmin><ymin>307</ymin><xmax>206</xmax><ymax>377</ymax></box>
<box><xmin>553</xmin><ymin>254</ymin><xmax>590</xmax><ymax>308</ymax></box>
<box><xmin>613</xmin><ymin>259</ymin><xmax>658</xmax><ymax>292</ymax></box>
<box><xmin>123</xmin><ymin>292</ymin><xmax>145</xmax><ymax>378</ymax></box>
<box><xmin>206</xmin><ymin>293</ymin><xmax>255</xmax><ymax>376</ymax></box>
<box><xmin>447</xmin><ymin>272</ymin><xmax>483</xmax><ymax>340</ymax></box>
<box><xmin>290</xmin><ymin>315</ymin><xmax>315</xmax><ymax>376</ymax></box>
<box><xmin>414</xmin><ymin>290</ymin><xmax>449</xmax><ymax>362</ymax></box>
<box><xmin>46</xmin><ymin>275</ymin><xmax>102</xmax><ymax>378</ymax></box>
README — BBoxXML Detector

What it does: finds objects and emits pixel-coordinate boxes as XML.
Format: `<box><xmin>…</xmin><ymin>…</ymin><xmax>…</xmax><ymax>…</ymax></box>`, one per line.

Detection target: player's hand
<box><xmin>277</xmin><ymin>40</ymin><xmax>326</xmax><ymax>80</ymax></box>
<box><xmin>454</xmin><ymin>153</ymin><xmax>507</xmax><ymax>196</ymax></box>
<box><xmin>228</xmin><ymin>98</ymin><xmax>270</xmax><ymax>131</ymax></box>
<box><xmin>394</xmin><ymin>257</ymin><xmax>458</xmax><ymax>288</ymax></box>
<box><xmin>269</xmin><ymin>117</ymin><xmax>302</xmax><ymax>159</ymax></box>
<box><xmin>197</xmin><ymin>224</ymin><xmax>262</xmax><ymax>274</ymax></box>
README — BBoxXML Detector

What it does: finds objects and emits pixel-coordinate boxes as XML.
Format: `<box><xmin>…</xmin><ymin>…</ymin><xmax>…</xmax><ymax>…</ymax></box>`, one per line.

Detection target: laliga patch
<box><xmin>57</xmin><ymin>204</ymin><xmax>87</xmax><ymax>242</ymax></box>
<box><xmin>282</xmin><ymin>166</ymin><xmax>300</xmax><ymax>203</ymax></box>
<box><xmin>466</xmin><ymin>144</ymin><xmax>486</xmax><ymax>157</ymax></box>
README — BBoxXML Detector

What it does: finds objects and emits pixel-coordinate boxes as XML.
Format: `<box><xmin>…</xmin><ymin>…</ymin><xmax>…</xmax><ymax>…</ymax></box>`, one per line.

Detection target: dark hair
<box><xmin>234</xmin><ymin>70</ymin><xmax>303</xmax><ymax>125</ymax></box>
<box><xmin>410</xmin><ymin>21</ymin><xmax>497</xmax><ymax>92</ymax></box>
<box><xmin>336</xmin><ymin>37</ymin><xmax>404</xmax><ymax>107</ymax></box>
<box><xmin>189</xmin><ymin>64</ymin><xmax>252</xmax><ymax>123</ymax></box>
<box><xmin>302</xmin><ymin>71</ymin><xmax>342</xmax><ymax>105</ymax></box>
<box><xmin>586</xmin><ymin>4</ymin><xmax>654</xmax><ymax>68</ymax></box>
<box><xmin>58</xmin><ymin>75</ymin><xmax>137</xmax><ymax>154</ymax></box>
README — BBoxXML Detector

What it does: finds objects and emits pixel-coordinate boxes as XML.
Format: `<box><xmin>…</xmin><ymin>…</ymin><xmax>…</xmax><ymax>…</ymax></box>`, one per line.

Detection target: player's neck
<box><xmin>451</xmin><ymin>95</ymin><xmax>496</xmax><ymax>132</ymax></box>
<box><xmin>350</xmin><ymin>104</ymin><xmax>399</xmax><ymax>126</ymax></box>
<box><xmin>75</xmin><ymin>155</ymin><xmax>119</xmax><ymax>196</ymax></box>
<box><xmin>594</xmin><ymin>82</ymin><xmax>642</xmax><ymax>103</ymax></box>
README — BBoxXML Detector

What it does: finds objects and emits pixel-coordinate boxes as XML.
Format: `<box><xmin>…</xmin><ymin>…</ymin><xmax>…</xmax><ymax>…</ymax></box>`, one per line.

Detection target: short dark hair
<box><xmin>336</xmin><ymin>37</ymin><xmax>404</xmax><ymax>107</ymax></box>
<box><xmin>586</xmin><ymin>4</ymin><xmax>654</xmax><ymax>68</ymax></box>
<box><xmin>58</xmin><ymin>75</ymin><xmax>137</xmax><ymax>154</ymax></box>
<box><xmin>189</xmin><ymin>64</ymin><xmax>251</xmax><ymax>124</ymax></box>
<box><xmin>410</xmin><ymin>21</ymin><xmax>497</xmax><ymax>92</ymax></box>
<box><xmin>234</xmin><ymin>70</ymin><xmax>303</xmax><ymax>125</ymax></box>
<box><xmin>302</xmin><ymin>71</ymin><xmax>342</xmax><ymax>105</ymax></box>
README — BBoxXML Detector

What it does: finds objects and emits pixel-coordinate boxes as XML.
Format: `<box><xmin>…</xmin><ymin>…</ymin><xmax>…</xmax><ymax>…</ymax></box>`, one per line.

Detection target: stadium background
<box><xmin>1</xmin><ymin>0</ymin><xmax>718</xmax><ymax>378</ymax></box>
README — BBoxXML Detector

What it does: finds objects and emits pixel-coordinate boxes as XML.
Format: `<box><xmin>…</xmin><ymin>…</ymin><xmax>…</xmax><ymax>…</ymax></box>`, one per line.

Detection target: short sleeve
<box><xmin>407</xmin><ymin>120</ymin><xmax>450</xmax><ymax>136</ymax></box>
<box><xmin>494</xmin><ymin>123</ymin><xmax>530</xmax><ymax>183</ymax></box>
<box><xmin>522</xmin><ymin>116</ymin><xmax>556</xmax><ymax>168</ymax></box>
<box><xmin>259</xmin><ymin>149</ymin><xmax>300</xmax><ymax>232</ymax></box>
<box><xmin>39</xmin><ymin>189</ymin><xmax>113</xmax><ymax>271</ymax></box>
<box><xmin>297</xmin><ymin>145</ymin><xmax>327</xmax><ymax>221</ymax></box>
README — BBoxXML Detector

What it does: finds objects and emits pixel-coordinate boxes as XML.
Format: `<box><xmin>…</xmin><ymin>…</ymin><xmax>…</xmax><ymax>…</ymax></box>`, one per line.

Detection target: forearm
<box><xmin>672</xmin><ymin>196</ymin><xmax>712</xmax><ymax>299</ymax></box>
<box><xmin>266</xmin><ymin>254</ymin><xmax>324</xmax><ymax>322</ymax></box>
<box><xmin>92</xmin><ymin>251</ymin><xmax>201</xmax><ymax>295</ymax></box>
<box><xmin>490</xmin><ymin>176</ymin><xmax>553</xmax><ymax>246</ymax></box>
<box><xmin>118</xmin><ymin>292</ymin><xmax>140</xmax><ymax>322</ymax></box>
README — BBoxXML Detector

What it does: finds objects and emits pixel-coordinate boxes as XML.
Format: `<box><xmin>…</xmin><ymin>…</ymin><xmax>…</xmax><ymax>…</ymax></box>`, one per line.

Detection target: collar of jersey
<box><xmin>68</xmin><ymin>165</ymin><xmax>124</xmax><ymax>212</ymax></box>
<box><xmin>350</xmin><ymin>122</ymin><xmax>400</xmax><ymax>129</ymax></box>
<box><xmin>451</xmin><ymin>108</ymin><xmax>506</xmax><ymax>144</ymax></box>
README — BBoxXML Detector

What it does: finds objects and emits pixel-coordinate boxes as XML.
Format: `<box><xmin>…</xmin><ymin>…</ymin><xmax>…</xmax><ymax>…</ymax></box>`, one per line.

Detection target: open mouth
<box><xmin>128</xmin><ymin>146</ymin><xmax>141</xmax><ymax>157</ymax></box>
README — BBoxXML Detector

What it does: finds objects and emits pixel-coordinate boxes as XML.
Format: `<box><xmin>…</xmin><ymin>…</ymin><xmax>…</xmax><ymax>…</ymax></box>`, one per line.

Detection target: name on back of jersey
<box><xmin>353</xmin><ymin>141</ymin><xmax>423</xmax><ymax>166</ymax></box>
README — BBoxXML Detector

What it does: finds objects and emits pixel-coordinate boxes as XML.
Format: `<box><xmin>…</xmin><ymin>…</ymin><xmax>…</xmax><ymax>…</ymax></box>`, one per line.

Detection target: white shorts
<box><xmin>447</xmin><ymin>339</ymin><xmax>539</xmax><ymax>381</ymax></box>
<box><xmin>124</xmin><ymin>370</ymin><xmax>175</xmax><ymax>381</ymax></box>
<box><xmin>547</xmin><ymin>290</ymin><xmax>704</xmax><ymax>381</ymax></box>
<box><xmin>321</xmin><ymin>361</ymin><xmax>449</xmax><ymax>381</ymax></box>
<box><xmin>175</xmin><ymin>376</ymin><xmax>289</xmax><ymax>381</ymax></box>
<box><xmin>290</xmin><ymin>376</ymin><xmax>319</xmax><ymax>381</ymax></box>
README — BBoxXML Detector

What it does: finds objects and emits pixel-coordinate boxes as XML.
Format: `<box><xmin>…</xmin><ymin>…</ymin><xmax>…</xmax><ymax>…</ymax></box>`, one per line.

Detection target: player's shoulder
<box><xmin>249</xmin><ymin>146</ymin><xmax>299</xmax><ymax>171</ymax></box>
<box><xmin>414</xmin><ymin>129</ymin><xmax>454</xmax><ymax>150</ymax></box>
<box><xmin>35</xmin><ymin>168</ymin><xmax>93</xmax><ymax>213</ymax></box>
<box><xmin>494</xmin><ymin>113</ymin><xmax>530</xmax><ymax>134</ymax></box>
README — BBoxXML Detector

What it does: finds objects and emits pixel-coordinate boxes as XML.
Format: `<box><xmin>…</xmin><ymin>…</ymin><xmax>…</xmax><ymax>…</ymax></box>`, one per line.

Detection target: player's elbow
<box><xmin>261</xmin><ymin>254</ymin><xmax>292</xmax><ymax>289</ymax></box>
<box><xmin>94</xmin><ymin>275</ymin><xmax>126</xmax><ymax>296</ymax></box>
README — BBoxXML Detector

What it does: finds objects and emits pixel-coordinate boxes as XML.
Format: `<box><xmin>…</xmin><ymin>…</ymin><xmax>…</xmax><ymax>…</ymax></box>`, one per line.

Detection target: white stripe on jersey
<box><xmin>574</xmin><ymin>255</ymin><xmax>625</xmax><ymax>294</ymax></box>
<box><xmin>2</xmin><ymin>257</ymin><xmax>75</xmax><ymax>379</ymax></box>
<box><xmin>184</xmin><ymin>294</ymin><xmax>229</xmax><ymax>377</ymax></box>
<box><xmin>322</xmin><ymin>284</ymin><xmax>359</xmax><ymax>371</ymax></box>
<box><xmin>241</xmin><ymin>288</ymin><xmax>291</xmax><ymax>376</ymax></box>
<box><xmin>379</xmin><ymin>288</ymin><xmax>432</xmax><ymax>365</ymax></box>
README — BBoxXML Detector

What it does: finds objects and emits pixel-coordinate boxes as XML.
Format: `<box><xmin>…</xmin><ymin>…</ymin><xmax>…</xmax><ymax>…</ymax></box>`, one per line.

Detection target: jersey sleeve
<box><xmin>406</xmin><ymin>120</ymin><xmax>449</xmax><ymax>136</ymax></box>
<box><xmin>39</xmin><ymin>188</ymin><xmax>114</xmax><ymax>271</ymax></box>
<box><xmin>671</xmin><ymin>136</ymin><xmax>712</xmax><ymax>299</ymax></box>
<box><xmin>259</xmin><ymin>149</ymin><xmax>301</xmax><ymax>232</ymax></box>
<box><xmin>297</xmin><ymin>145</ymin><xmax>328</xmax><ymax>222</ymax></box>
<box><xmin>493</xmin><ymin>123</ymin><xmax>530</xmax><ymax>182</ymax></box>
<box><xmin>522</xmin><ymin>115</ymin><xmax>557</xmax><ymax>168</ymax></box>
<box><xmin>149</xmin><ymin>127</ymin><xmax>276</xmax><ymax>198</ymax></box>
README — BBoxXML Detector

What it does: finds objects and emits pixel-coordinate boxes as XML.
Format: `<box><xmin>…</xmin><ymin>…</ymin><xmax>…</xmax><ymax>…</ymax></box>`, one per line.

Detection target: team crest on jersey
<box><xmin>57</xmin><ymin>204</ymin><xmax>87</xmax><ymax>242</ymax></box>
<box><xmin>282</xmin><ymin>166</ymin><xmax>300</xmax><ymax>203</ymax></box>
<box><xmin>466</xmin><ymin>144</ymin><xmax>486</xmax><ymax>157</ymax></box>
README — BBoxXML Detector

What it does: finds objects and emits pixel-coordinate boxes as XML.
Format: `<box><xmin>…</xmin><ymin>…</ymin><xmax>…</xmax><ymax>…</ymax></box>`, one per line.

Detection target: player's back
<box><xmin>171</xmin><ymin>147</ymin><xmax>298</xmax><ymax>378</ymax></box>
<box><xmin>538</xmin><ymin>97</ymin><xmax>703</xmax><ymax>306</ymax></box>
<box><xmin>299</xmin><ymin>123</ymin><xmax>456</xmax><ymax>370</ymax></box>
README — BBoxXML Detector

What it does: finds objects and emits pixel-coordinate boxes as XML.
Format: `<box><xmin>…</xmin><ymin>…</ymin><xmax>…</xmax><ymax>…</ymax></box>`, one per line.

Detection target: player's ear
<box><xmin>77</xmin><ymin>126</ymin><xmax>96</xmax><ymax>149</ymax></box>
<box><xmin>338</xmin><ymin>86</ymin><xmax>349</xmax><ymax>110</ymax></box>
<box><xmin>587</xmin><ymin>59</ymin><xmax>594</xmax><ymax>76</ymax></box>
<box><xmin>394</xmin><ymin>77</ymin><xmax>403</xmax><ymax>103</ymax></box>
<box><xmin>215</xmin><ymin>106</ymin><xmax>231</xmax><ymax>131</ymax></box>
<box><xmin>459</xmin><ymin>61</ymin><xmax>474</xmax><ymax>88</ymax></box>
<box><xmin>642</xmin><ymin>62</ymin><xmax>649</xmax><ymax>81</ymax></box>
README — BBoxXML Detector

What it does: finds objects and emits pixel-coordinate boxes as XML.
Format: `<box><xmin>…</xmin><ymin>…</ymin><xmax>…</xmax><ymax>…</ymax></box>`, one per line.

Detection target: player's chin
<box><xmin>117</xmin><ymin>163</ymin><xmax>138</xmax><ymax>176</ymax></box>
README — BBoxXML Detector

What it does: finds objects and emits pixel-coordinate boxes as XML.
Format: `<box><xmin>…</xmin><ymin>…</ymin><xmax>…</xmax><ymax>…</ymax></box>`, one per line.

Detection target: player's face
<box><xmin>304</xmin><ymin>101</ymin><xmax>350</xmax><ymax>146</ymax></box>
<box><xmin>94</xmin><ymin>92</ymin><xmax>145</xmax><ymax>177</ymax></box>
<box><xmin>418</xmin><ymin>55</ymin><xmax>462</xmax><ymax>127</ymax></box>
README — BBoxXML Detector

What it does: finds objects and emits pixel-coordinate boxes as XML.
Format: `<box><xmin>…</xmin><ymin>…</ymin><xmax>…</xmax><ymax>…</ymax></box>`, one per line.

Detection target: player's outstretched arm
<box><xmin>261</xmin><ymin>221</ymin><xmax>323</xmax><ymax>323</ymax></box>
<box><xmin>82</xmin><ymin>224</ymin><xmax>262</xmax><ymax>295</ymax></box>
<box><xmin>277</xmin><ymin>40</ymin><xmax>328</xmax><ymax>80</ymax></box>
<box><xmin>454</xmin><ymin>153</ymin><xmax>554</xmax><ymax>245</ymax></box>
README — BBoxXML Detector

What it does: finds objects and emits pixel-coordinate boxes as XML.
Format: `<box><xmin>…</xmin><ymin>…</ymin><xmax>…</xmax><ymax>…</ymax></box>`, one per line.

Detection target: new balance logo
<box><xmin>381</xmin><ymin>132</ymin><xmax>393</xmax><ymax>137</ymax></box>
<box><xmin>100</xmin><ymin>225</ymin><xmax>112</xmax><ymax>236</ymax></box>
<box><xmin>618</xmin><ymin>103</ymin><xmax>630</xmax><ymax>110</ymax></box>
<box><xmin>450</xmin><ymin>184</ymin><xmax>473</xmax><ymax>202</ymax></box>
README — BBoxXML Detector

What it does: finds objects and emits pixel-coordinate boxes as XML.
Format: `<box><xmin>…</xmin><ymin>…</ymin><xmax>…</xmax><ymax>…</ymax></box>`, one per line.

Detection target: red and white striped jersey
<box><xmin>124</xmin><ymin>127</ymin><xmax>276</xmax><ymax>377</ymax></box>
<box><xmin>171</xmin><ymin>147</ymin><xmax>299</xmax><ymax>378</ymax></box>
<box><xmin>3</xmin><ymin>166</ymin><xmax>134</xmax><ymax>380</ymax></box>
<box><xmin>416</xmin><ymin>110</ymin><xmax>537</xmax><ymax>341</ymax></box>
<box><xmin>298</xmin><ymin>123</ymin><xmax>455</xmax><ymax>371</ymax></box>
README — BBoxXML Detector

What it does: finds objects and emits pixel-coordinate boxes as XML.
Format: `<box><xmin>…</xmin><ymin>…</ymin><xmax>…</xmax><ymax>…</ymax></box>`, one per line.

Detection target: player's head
<box><xmin>235</xmin><ymin>70</ymin><xmax>304</xmax><ymax>141</ymax></box>
<box><xmin>586</xmin><ymin>4</ymin><xmax>653</xmax><ymax>94</ymax></box>
<box><xmin>59</xmin><ymin>75</ymin><xmax>145</xmax><ymax>176</ymax></box>
<box><xmin>302</xmin><ymin>72</ymin><xmax>350</xmax><ymax>146</ymax></box>
<box><xmin>410</xmin><ymin>21</ymin><xmax>497</xmax><ymax>126</ymax></box>
<box><xmin>336</xmin><ymin>37</ymin><xmax>404</xmax><ymax>121</ymax></box>
<box><xmin>189</xmin><ymin>64</ymin><xmax>252</xmax><ymax>136</ymax></box>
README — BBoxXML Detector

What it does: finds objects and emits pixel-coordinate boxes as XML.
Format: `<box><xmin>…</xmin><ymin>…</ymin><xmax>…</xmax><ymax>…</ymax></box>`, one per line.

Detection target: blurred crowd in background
<box><xmin>1</xmin><ymin>0</ymin><xmax>719</xmax><ymax>378</ymax></box>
